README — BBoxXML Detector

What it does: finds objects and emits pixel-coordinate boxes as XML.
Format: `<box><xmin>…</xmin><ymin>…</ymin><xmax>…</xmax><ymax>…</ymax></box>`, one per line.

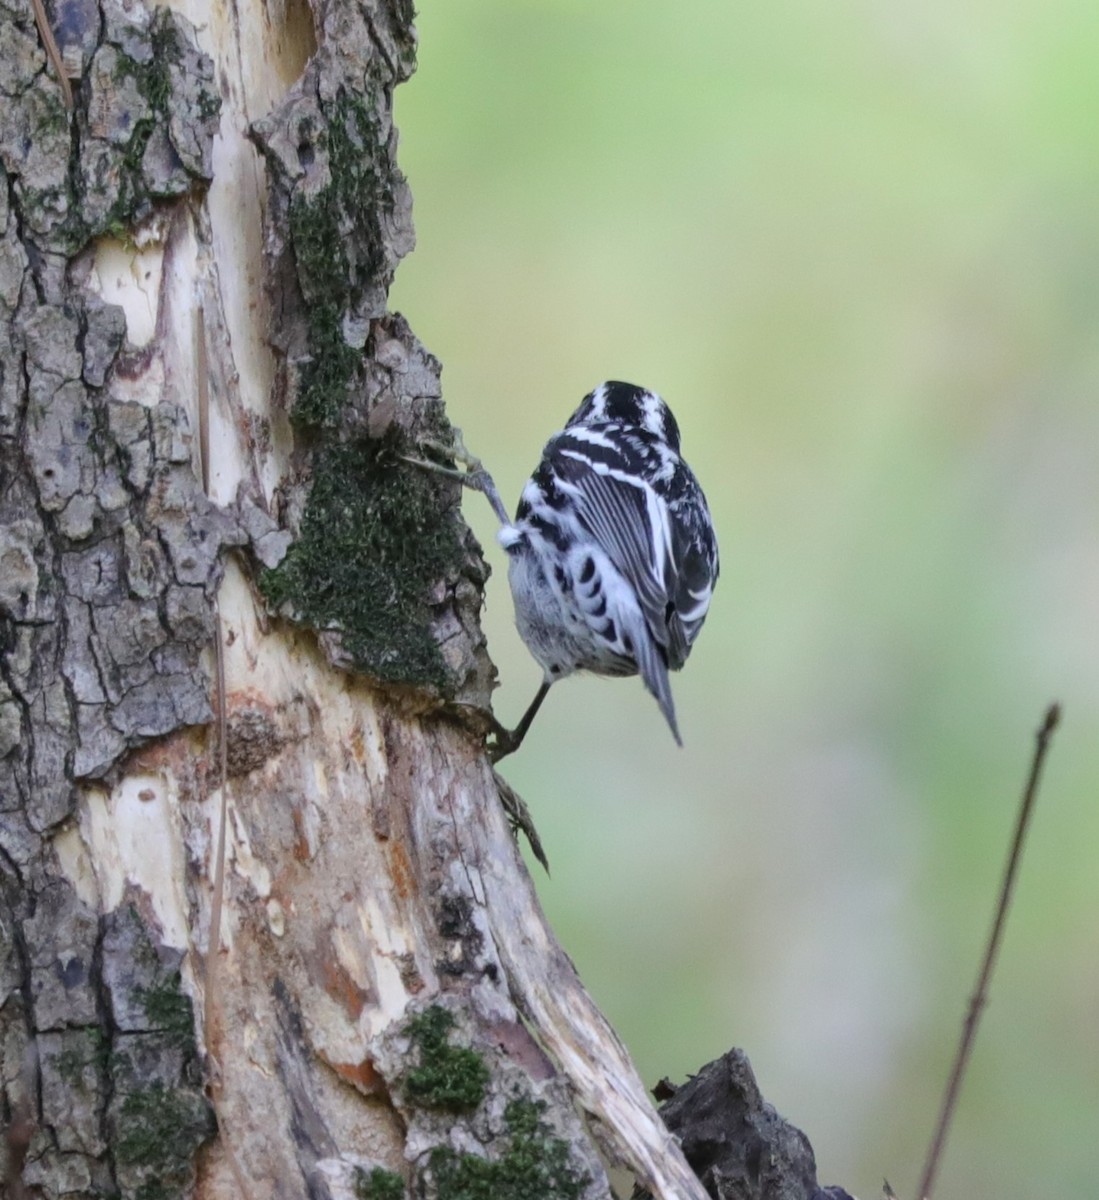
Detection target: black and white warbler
<box><xmin>411</xmin><ymin>381</ymin><xmax>719</xmax><ymax>760</ymax></box>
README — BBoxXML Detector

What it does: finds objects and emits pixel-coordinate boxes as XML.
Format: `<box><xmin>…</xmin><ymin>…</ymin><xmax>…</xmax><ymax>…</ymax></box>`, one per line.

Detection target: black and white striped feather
<box><xmin>498</xmin><ymin>381</ymin><xmax>719</xmax><ymax>743</ymax></box>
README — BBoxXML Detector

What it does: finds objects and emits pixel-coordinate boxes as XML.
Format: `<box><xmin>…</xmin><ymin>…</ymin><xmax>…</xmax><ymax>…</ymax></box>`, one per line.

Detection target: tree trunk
<box><xmin>0</xmin><ymin>1</ymin><xmax>715</xmax><ymax>1197</ymax></box>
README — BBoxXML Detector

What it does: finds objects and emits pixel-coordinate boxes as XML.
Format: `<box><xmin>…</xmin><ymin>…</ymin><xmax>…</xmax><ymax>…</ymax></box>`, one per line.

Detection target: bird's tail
<box><xmin>635</xmin><ymin>631</ymin><xmax>682</xmax><ymax>746</ymax></box>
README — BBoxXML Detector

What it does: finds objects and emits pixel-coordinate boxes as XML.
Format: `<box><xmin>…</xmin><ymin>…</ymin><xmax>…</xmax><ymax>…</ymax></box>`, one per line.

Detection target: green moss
<box><xmin>113</xmin><ymin>14</ymin><xmax>181</xmax><ymax>189</ymax></box>
<box><xmin>133</xmin><ymin>1181</ymin><xmax>182</xmax><ymax>1200</ymax></box>
<box><xmin>64</xmin><ymin>11</ymin><xmax>220</xmax><ymax>249</ymax></box>
<box><xmin>389</xmin><ymin>0</ymin><xmax>416</xmax><ymax>31</ymax></box>
<box><xmin>145</xmin><ymin>16</ymin><xmax>180</xmax><ymax>111</ymax></box>
<box><xmin>262</xmin><ymin>82</ymin><xmax>459</xmax><ymax>691</ymax></box>
<box><xmin>403</xmin><ymin>1006</ymin><xmax>490</xmax><ymax>1112</ymax></box>
<box><xmin>353</xmin><ymin>1166</ymin><xmax>406</xmax><ymax>1200</ymax></box>
<box><xmin>197</xmin><ymin>87</ymin><xmax>222</xmax><ymax>121</ymax></box>
<box><xmin>136</xmin><ymin>970</ymin><xmax>196</xmax><ymax>1048</ymax></box>
<box><xmin>290</xmin><ymin>293</ymin><xmax>360</xmax><ymax>427</ymax></box>
<box><xmin>288</xmin><ymin>89</ymin><xmax>392</xmax><ymax>427</ymax></box>
<box><xmin>35</xmin><ymin>91</ymin><xmax>71</xmax><ymax>138</ymax></box>
<box><xmin>55</xmin><ymin>1027</ymin><xmax>109</xmax><ymax>1082</ymax></box>
<box><xmin>118</xmin><ymin>14</ymin><xmax>178</xmax><ymax>117</ymax></box>
<box><xmin>428</xmin><ymin>1100</ymin><xmax>590</xmax><ymax>1200</ymax></box>
<box><xmin>103</xmin><ymin>220</ymin><xmax>139</xmax><ymax>248</ymax></box>
<box><xmin>114</xmin><ymin>1082</ymin><xmax>215</xmax><ymax>1169</ymax></box>
<box><xmin>260</xmin><ymin>435</ymin><xmax>463</xmax><ymax>691</ymax></box>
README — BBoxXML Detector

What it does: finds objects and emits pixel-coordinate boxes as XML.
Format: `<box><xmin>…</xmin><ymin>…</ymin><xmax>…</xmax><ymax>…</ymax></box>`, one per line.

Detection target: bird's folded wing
<box><xmin>552</xmin><ymin>448</ymin><xmax>689</xmax><ymax>666</ymax></box>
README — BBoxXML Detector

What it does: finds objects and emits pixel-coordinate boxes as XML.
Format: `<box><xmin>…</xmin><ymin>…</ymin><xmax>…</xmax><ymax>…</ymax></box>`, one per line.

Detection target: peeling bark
<box><xmin>1</xmin><ymin>1</ymin><xmax>839</xmax><ymax>1199</ymax></box>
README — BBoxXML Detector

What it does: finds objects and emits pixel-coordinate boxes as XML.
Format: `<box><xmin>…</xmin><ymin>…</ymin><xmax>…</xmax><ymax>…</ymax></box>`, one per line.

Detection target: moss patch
<box><xmin>136</xmin><ymin>970</ymin><xmax>195</xmax><ymax>1048</ymax></box>
<box><xmin>74</xmin><ymin>10</ymin><xmax>219</xmax><ymax>250</ymax></box>
<box><xmin>289</xmin><ymin>89</ymin><xmax>392</xmax><ymax>427</ymax></box>
<box><xmin>108</xmin><ymin>16</ymin><xmax>183</xmax><ymax>218</ymax></box>
<box><xmin>259</xmin><ymin>81</ymin><xmax>474</xmax><ymax>697</ymax></box>
<box><xmin>354</xmin><ymin>1165</ymin><xmax>406</xmax><ymax>1200</ymax></box>
<box><xmin>260</xmin><ymin>435</ymin><xmax>463</xmax><ymax>691</ymax></box>
<box><xmin>54</xmin><ymin>1027</ymin><xmax>109</xmax><ymax>1082</ymax></box>
<box><xmin>403</xmin><ymin>1006</ymin><xmax>490</xmax><ymax>1112</ymax></box>
<box><xmin>113</xmin><ymin>1082</ymin><xmax>215</xmax><ymax>1185</ymax></box>
<box><xmin>428</xmin><ymin>1099</ymin><xmax>590</xmax><ymax>1200</ymax></box>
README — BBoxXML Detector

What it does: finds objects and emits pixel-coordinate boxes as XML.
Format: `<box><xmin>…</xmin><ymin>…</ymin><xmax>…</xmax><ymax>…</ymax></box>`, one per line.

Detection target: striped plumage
<box><xmin>498</xmin><ymin>381</ymin><xmax>719</xmax><ymax>745</ymax></box>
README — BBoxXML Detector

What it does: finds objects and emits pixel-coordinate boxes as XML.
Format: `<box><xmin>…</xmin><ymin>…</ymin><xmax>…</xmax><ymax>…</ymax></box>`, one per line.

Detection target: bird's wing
<box><xmin>552</xmin><ymin>442</ymin><xmax>717</xmax><ymax>661</ymax></box>
<box><xmin>552</xmin><ymin>448</ymin><xmax>671</xmax><ymax>631</ymax></box>
<box><xmin>550</xmin><ymin>448</ymin><xmax>686</xmax><ymax>740</ymax></box>
<box><xmin>666</xmin><ymin>504</ymin><xmax>718</xmax><ymax>659</ymax></box>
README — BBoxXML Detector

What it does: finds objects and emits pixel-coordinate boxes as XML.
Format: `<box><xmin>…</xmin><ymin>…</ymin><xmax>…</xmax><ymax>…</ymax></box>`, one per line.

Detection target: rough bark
<box><xmin>1</xmin><ymin>1</ymin><xmax>845</xmax><ymax>1199</ymax></box>
<box><xmin>2</xmin><ymin>1</ymin><xmax>226</xmax><ymax>1194</ymax></box>
<box><xmin>634</xmin><ymin>1052</ymin><xmax>855</xmax><ymax>1200</ymax></box>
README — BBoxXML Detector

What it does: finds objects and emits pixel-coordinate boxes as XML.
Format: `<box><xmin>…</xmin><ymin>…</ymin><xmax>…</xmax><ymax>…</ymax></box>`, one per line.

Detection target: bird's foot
<box><xmin>486</xmin><ymin>720</ymin><xmax>522</xmax><ymax>764</ymax></box>
<box><xmin>400</xmin><ymin>426</ymin><xmax>509</xmax><ymax>525</ymax></box>
<box><xmin>485</xmin><ymin>681</ymin><xmax>550</xmax><ymax>764</ymax></box>
<box><xmin>400</xmin><ymin>427</ymin><xmax>482</xmax><ymax>479</ymax></box>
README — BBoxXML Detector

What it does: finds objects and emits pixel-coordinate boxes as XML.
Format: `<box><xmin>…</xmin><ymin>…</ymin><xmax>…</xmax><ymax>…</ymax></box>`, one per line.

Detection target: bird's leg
<box><xmin>404</xmin><ymin>425</ymin><xmax>550</xmax><ymax>762</ymax></box>
<box><xmin>488</xmin><ymin>680</ymin><xmax>552</xmax><ymax>763</ymax></box>
<box><xmin>401</xmin><ymin>426</ymin><xmax>510</xmax><ymax>526</ymax></box>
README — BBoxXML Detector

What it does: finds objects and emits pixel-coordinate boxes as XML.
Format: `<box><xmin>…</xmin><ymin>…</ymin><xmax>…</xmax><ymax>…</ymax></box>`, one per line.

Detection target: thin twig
<box><xmin>194</xmin><ymin>307</ymin><xmax>255</xmax><ymax>1197</ymax></box>
<box><xmin>916</xmin><ymin>702</ymin><xmax>1061</xmax><ymax>1200</ymax></box>
<box><xmin>206</xmin><ymin>606</ymin><xmax>230</xmax><ymax>1011</ymax></box>
<box><xmin>198</xmin><ymin>307</ymin><xmax>211</xmax><ymax>498</ymax></box>
<box><xmin>30</xmin><ymin>0</ymin><xmax>74</xmax><ymax>109</ymax></box>
<box><xmin>195</xmin><ymin>307</ymin><xmax>230</xmax><ymax>1046</ymax></box>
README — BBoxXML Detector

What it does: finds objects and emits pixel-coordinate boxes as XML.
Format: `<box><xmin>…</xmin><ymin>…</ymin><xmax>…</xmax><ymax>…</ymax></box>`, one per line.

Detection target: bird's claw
<box><xmin>486</xmin><ymin>726</ymin><xmax>520</xmax><ymax>764</ymax></box>
<box><xmin>401</xmin><ymin>427</ymin><xmax>510</xmax><ymax>525</ymax></box>
<box><xmin>401</xmin><ymin>427</ymin><xmax>484</xmax><ymax>477</ymax></box>
<box><xmin>399</xmin><ymin>452</ymin><xmax>469</xmax><ymax>484</ymax></box>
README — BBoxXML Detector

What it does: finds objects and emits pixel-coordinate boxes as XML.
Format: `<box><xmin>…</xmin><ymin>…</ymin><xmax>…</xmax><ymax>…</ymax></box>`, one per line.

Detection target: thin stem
<box><xmin>195</xmin><ymin>307</ymin><xmax>230</xmax><ymax>1047</ymax></box>
<box><xmin>916</xmin><ymin>702</ymin><xmax>1061</xmax><ymax>1200</ymax></box>
<box><xmin>31</xmin><ymin>0</ymin><xmax>73</xmax><ymax>109</ymax></box>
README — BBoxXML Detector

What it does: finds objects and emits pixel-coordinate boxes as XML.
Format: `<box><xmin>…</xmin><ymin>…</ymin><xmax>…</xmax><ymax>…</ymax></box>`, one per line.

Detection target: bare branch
<box><xmin>917</xmin><ymin>702</ymin><xmax>1061</xmax><ymax>1200</ymax></box>
<box><xmin>195</xmin><ymin>305</ymin><xmax>230</xmax><ymax>1062</ymax></box>
<box><xmin>30</xmin><ymin>0</ymin><xmax>73</xmax><ymax>109</ymax></box>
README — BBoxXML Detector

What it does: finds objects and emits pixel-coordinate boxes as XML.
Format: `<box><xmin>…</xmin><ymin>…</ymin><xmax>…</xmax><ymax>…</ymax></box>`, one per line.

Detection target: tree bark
<box><xmin>0</xmin><ymin>1</ymin><xmax>722</xmax><ymax>1198</ymax></box>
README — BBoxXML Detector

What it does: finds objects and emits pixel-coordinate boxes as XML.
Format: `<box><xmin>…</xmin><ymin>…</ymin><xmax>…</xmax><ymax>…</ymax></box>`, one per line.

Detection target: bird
<box><xmin>408</xmin><ymin>381</ymin><xmax>719</xmax><ymax>761</ymax></box>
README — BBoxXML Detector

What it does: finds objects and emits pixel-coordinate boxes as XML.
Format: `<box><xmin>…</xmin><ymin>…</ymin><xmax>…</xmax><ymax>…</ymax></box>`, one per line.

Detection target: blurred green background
<box><xmin>390</xmin><ymin>3</ymin><xmax>1099</xmax><ymax>1196</ymax></box>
